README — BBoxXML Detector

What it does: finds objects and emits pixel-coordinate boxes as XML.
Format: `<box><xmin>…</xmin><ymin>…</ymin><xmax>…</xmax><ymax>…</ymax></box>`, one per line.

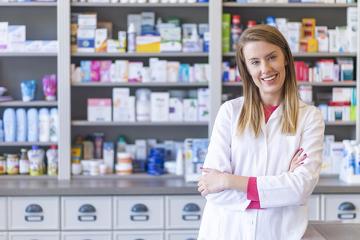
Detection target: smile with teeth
<box><xmin>261</xmin><ymin>74</ymin><xmax>277</xmax><ymax>81</ymax></box>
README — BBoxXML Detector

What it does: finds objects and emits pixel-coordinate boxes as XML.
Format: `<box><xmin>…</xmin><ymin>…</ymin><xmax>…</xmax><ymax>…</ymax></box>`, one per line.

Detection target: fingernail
<box><xmin>300</xmin><ymin>162</ymin><xmax>304</xmax><ymax>165</ymax></box>
<box><xmin>304</xmin><ymin>154</ymin><xmax>307</xmax><ymax>157</ymax></box>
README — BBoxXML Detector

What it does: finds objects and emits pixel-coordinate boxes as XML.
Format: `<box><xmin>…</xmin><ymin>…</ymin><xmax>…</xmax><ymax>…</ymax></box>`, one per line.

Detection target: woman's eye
<box><xmin>269</xmin><ymin>55</ymin><xmax>277</xmax><ymax>60</ymax></box>
<box><xmin>251</xmin><ymin>61</ymin><xmax>259</xmax><ymax>65</ymax></box>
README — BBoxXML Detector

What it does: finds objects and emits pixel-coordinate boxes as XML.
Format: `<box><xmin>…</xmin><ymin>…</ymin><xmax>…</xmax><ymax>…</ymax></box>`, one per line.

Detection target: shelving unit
<box><xmin>0</xmin><ymin>1</ymin><xmax>358</xmax><ymax>180</ymax></box>
<box><xmin>0</xmin><ymin>1</ymin><xmax>61</xmax><ymax>178</ymax></box>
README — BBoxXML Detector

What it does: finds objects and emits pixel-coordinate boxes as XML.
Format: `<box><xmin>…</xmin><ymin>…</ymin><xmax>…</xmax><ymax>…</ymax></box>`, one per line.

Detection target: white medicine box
<box><xmin>87</xmin><ymin>98</ymin><xmax>112</xmax><ymax>122</ymax></box>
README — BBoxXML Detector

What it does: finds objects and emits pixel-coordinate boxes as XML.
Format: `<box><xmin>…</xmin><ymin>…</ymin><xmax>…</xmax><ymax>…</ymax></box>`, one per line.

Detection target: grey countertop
<box><xmin>304</xmin><ymin>222</ymin><xmax>360</xmax><ymax>240</ymax></box>
<box><xmin>0</xmin><ymin>175</ymin><xmax>360</xmax><ymax>196</ymax></box>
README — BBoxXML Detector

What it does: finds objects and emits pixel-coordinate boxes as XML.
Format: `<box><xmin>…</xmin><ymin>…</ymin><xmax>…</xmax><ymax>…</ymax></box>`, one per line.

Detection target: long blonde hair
<box><xmin>235</xmin><ymin>25</ymin><xmax>299</xmax><ymax>137</ymax></box>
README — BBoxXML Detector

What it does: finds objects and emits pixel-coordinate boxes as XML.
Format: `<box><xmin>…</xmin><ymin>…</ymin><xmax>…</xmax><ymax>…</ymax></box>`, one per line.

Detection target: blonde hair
<box><xmin>235</xmin><ymin>25</ymin><xmax>299</xmax><ymax>137</ymax></box>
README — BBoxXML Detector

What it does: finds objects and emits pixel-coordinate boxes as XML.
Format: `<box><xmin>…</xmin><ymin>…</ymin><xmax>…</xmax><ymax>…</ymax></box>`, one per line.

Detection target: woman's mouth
<box><xmin>261</xmin><ymin>74</ymin><xmax>278</xmax><ymax>84</ymax></box>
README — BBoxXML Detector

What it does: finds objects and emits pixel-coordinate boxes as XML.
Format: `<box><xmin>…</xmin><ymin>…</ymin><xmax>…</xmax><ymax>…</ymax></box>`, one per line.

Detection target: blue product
<box><xmin>0</xmin><ymin>120</ymin><xmax>4</xmax><ymax>142</ymax></box>
<box><xmin>266</xmin><ymin>16</ymin><xmax>276</xmax><ymax>27</ymax></box>
<box><xmin>16</xmin><ymin>108</ymin><xmax>27</xmax><ymax>142</ymax></box>
<box><xmin>147</xmin><ymin>147</ymin><xmax>165</xmax><ymax>176</ymax></box>
<box><xmin>80</xmin><ymin>61</ymin><xmax>92</xmax><ymax>82</ymax></box>
<box><xmin>27</xmin><ymin>108</ymin><xmax>39</xmax><ymax>142</ymax></box>
<box><xmin>179</xmin><ymin>64</ymin><xmax>190</xmax><ymax>83</ymax></box>
<box><xmin>3</xmin><ymin>108</ymin><xmax>16</xmax><ymax>142</ymax></box>
<box><xmin>20</xmin><ymin>80</ymin><xmax>36</xmax><ymax>102</ymax></box>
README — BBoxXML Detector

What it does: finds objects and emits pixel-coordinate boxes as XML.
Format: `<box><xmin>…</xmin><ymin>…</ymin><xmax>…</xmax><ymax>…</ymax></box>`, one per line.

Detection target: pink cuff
<box><xmin>247</xmin><ymin>201</ymin><xmax>261</xmax><ymax>209</ymax></box>
<box><xmin>247</xmin><ymin>177</ymin><xmax>260</xmax><ymax>201</ymax></box>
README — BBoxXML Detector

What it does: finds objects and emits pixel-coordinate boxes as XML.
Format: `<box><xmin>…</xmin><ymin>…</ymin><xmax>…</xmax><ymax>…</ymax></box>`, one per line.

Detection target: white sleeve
<box><xmin>257</xmin><ymin>107</ymin><xmax>325</xmax><ymax>208</ymax></box>
<box><xmin>203</xmin><ymin>102</ymin><xmax>250</xmax><ymax>211</ymax></box>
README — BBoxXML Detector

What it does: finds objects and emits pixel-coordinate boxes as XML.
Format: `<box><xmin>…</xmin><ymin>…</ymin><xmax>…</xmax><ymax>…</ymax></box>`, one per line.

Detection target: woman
<box><xmin>197</xmin><ymin>25</ymin><xmax>324</xmax><ymax>240</ymax></box>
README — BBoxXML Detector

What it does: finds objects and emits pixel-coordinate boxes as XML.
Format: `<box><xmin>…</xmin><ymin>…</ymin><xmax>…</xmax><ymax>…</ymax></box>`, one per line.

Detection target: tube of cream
<box><xmin>20</xmin><ymin>80</ymin><xmax>36</xmax><ymax>102</ymax></box>
<box><xmin>42</xmin><ymin>74</ymin><xmax>57</xmax><ymax>101</ymax></box>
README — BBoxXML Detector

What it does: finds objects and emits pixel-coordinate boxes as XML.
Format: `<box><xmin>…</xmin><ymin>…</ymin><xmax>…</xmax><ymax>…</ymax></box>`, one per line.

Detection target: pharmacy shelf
<box><xmin>72</xmin><ymin>52</ymin><xmax>209</xmax><ymax>58</ymax></box>
<box><xmin>223</xmin><ymin>3</ymin><xmax>357</xmax><ymax>8</ymax></box>
<box><xmin>0</xmin><ymin>175</ymin><xmax>57</xmax><ymax>180</ymax></box>
<box><xmin>0</xmin><ymin>101</ymin><xmax>58</xmax><ymax>107</ymax></box>
<box><xmin>71</xmin><ymin>2</ymin><xmax>208</xmax><ymax>7</ymax></box>
<box><xmin>72</xmin><ymin>82</ymin><xmax>208</xmax><ymax>88</ymax></box>
<box><xmin>0</xmin><ymin>2</ymin><xmax>57</xmax><ymax>7</ymax></box>
<box><xmin>325</xmin><ymin>121</ymin><xmax>356</xmax><ymax>126</ymax></box>
<box><xmin>223</xmin><ymin>81</ymin><xmax>357</xmax><ymax>87</ymax></box>
<box><xmin>0</xmin><ymin>52</ymin><xmax>57</xmax><ymax>57</ymax></box>
<box><xmin>223</xmin><ymin>52</ymin><xmax>357</xmax><ymax>58</ymax></box>
<box><xmin>72</xmin><ymin>173</ymin><xmax>183</xmax><ymax>180</ymax></box>
<box><xmin>72</xmin><ymin>121</ymin><xmax>208</xmax><ymax>126</ymax></box>
<box><xmin>0</xmin><ymin>142</ymin><xmax>56</xmax><ymax>147</ymax></box>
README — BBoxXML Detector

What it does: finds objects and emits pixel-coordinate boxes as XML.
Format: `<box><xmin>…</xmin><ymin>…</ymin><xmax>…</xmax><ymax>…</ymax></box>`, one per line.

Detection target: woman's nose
<box><xmin>260</xmin><ymin>61</ymin><xmax>272</xmax><ymax>74</ymax></box>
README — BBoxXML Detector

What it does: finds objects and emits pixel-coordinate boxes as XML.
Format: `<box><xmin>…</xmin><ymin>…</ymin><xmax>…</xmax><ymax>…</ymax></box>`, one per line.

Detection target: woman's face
<box><xmin>242</xmin><ymin>41</ymin><xmax>287</xmax><ymax>103</ymax></box>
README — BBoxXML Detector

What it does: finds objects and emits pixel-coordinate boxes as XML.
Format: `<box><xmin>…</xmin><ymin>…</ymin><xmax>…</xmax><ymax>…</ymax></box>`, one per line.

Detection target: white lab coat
<box><xmin>198</xmin><ymin>97</ymin><xmax>324</xmax><ymax>240</ymax></box>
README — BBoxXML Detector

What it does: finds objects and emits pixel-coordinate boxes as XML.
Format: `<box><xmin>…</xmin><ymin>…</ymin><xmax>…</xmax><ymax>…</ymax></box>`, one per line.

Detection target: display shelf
<box><xmin>223</xmin><ymin>52</ymin><xmax>357</xmax><ymax>58</ymax></box>
<box><xmin>72</xmin><ymin>173</ymin><xmax>183</xmax><ymax>180</ymax></box>
<box><xmin>0</xmin><ymin>101</ymin><xmax>58</xmax><ymax>107</ymax></box>
<box><xmin>72</xmin><ymin>82</ymin><xmax>208</xmax><ymax>88</ymax></box>
<box><xmin>0</xmin><ymin>2</ymin><xmax>57</xmax><ymax>7</ymax></box>
<box><xmin>0</xmin><ymin>175</ymin><xmax>57</xmax><ymax>179</ymax></box>
<box><xmin>223</xmin><ymin>81</ymin><xmax>357</xmax><ymax>87</ymax></box>
<box><xmin>0</xmin><ymin>142</ymin><xmax>56</xmax><ymax>147</ymax></box>
<box><xmin>0</xmin><ymin>52</ymin><xmax>57</xmax><ymax>57</ymax></box>
<box><xmin>72</xmin><ymin>121</ymin><xmax>208</xmax><ymax>127</ymax></box>
<box><xmin>71</xmin><ymin>2</ymin><xmax>208</xmax><ymax>7</ymax></box>
<box><xmin>72</xmin><ymin>52</ymin><xmax>209</xmax><ymax>58</ymax></box>
<box><xmin>223</xmin><ymin>3</ymin><xmax>357</xmax><ymax>8</ymax></box>
<box><xmin>325</xmin><ymin>121</ymin><xmax>356</xmax><ymax>126</ymax></box>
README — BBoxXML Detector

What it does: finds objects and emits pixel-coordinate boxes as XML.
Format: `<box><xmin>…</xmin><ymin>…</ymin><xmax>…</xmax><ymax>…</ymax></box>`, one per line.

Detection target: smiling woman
<box><xmin>197</xmin><ymin>25</ymin><xmax>325</xmax><ymax>240</ymax></box>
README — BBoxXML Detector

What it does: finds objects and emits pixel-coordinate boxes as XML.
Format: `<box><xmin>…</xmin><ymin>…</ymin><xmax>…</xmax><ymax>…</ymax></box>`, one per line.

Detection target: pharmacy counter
<box><xmin>0</xmin><ymin>175</ymin><xmax>359</xmax><ymax>196</ymax></box>
<box><xmin>304</xmin><ymin>223</ymin><xmax>360</xmax><ymax>240</ymax></box>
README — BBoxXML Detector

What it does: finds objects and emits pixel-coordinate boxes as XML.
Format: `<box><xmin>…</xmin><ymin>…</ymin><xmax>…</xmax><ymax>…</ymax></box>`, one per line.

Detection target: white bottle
<box><xmin>3</xmin><ymin>108</ymin><xmax>16</xmax><ymax>142</ymax></box>
<box><xmin>127</xmin><ymin>23</ymin><xmax>136</xmax><ymax>53</ymax></box>
<box><xmin>0</xmin><ymin>120</ymin><xmax>4</xmax><ymax>142</ymax></box>
<box><xmin>46</xmin><ymin>145</ymin><xmax>58</xmax><ymax>176</ymax></box>
<box><xmin>16</xmin><ymin>108</ymin><xmax>27</xmax><ymax>142</ymax></box>
<box><xmin>27</xmin><ymin>108</ymin><xmax>39</xmax><ymax>142</ymax></box>
<box><xmin>175</xmin><ymin>147</ymin><xmax>184</xmax><ymax>176</ymax></box>
<box><xmin>49</xmin><ymin>108</ymin><xmax>58</xmax><ymax>142</ymax></box>
<box><xmin>39</xmin><ymin>108</ymin><xmax>50</xmax><ymax>142</ymax></box>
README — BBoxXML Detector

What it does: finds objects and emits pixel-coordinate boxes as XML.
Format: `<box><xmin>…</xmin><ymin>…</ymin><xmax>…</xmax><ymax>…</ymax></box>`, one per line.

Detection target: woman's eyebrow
<box><xmin>248</xmin><ymin>51</ymin><xmax>277</xmax><ymax>61</ymax></box>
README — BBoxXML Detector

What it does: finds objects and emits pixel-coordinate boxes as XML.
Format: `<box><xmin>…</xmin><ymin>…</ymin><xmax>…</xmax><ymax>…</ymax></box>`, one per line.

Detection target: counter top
<box><xmin>0</xmin><ymin>175</ymin><xmax>360</xmax><ymax>196</ymax></box>
<box><xmin>304</xmin><ymin>222</ymin><xmax>360</xmax><ymax>240</ymax></box>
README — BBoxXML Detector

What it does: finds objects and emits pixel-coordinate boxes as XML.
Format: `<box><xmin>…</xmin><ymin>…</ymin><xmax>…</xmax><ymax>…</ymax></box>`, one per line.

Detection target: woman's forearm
<box><xmin>224</xmin><ymin>173</ymin><xmax>249</xmax><ymax>193</ymax></box>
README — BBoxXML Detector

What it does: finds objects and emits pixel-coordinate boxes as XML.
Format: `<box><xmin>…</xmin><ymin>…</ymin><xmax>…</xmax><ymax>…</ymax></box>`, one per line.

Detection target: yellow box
<box><xmin>136</xmin><ymin>36</ymin><xmax>161</xmax><ymax>53</ymax></box>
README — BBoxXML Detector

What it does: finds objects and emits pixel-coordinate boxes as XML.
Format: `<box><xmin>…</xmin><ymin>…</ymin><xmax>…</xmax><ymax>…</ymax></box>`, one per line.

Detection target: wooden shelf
<box><xmin>0</xmin><ymin>101</ymin><xmax>57</xmax><ymax>107</ymax></box>
<box><xmin>0</xmin><ymin>2</ymin><xmax>57</xmax><ymax>7</ymax></box>
<box><xmin>0</xmin><ymin>142</ymin><xmax>56</xmax><ymax>147</ymax></box>
<box><xmin>72</xmin><ymin>2</ymin><xmax>208</xmax><ymax>7</ymax></box>
<box><xmin>223</xmin><ymin>52</ymin><xmax>357</xmax><ymax>58</ymax></box>
<box><xmin>223</xmin><ymin>81</ymin><xmax>357</xmax><ymax>87</ymax></box>
<box><xmin>72</xmin><ymin>82</ymin><xmax>208</xmax><ymax>88</ymax></box>
<box><xmin>0</xmin><ymin>52</ymin><xmax>57</xmax><ymax>57</ymax></box>
<box><xmin>72</xmin><ymin>121</ymin><xmax>208</xmax><ymax>127</ymax></box>
<box><xmin>72</xmin><ymin>52</ymin><xmax>209</xmax><ymax>58</ymax></box>
<box><xmin>223</xmin><ymin>3</ymin><xmax>357</xmax><ymax>8</ymax></box>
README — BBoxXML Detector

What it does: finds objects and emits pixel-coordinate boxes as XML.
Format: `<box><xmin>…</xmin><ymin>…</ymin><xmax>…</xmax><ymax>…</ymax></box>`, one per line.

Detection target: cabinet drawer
<box><xmin>8</xmin><ymin>232</ymin><xmax>60</xmax><ymax>240</ymax></box>
<box><xmin>8</xmin><ymin>197</ymin><xmax>59</xmax><ymax>230</ymax></box>
<box><xmin>0</xmin><ymin>232</ymin><xmax>7</xmax><ymax>240</ymax></box>
<box><xmin>113</xmin><ymin>231</ymin><xmax>164</xmax><ymax>240</ymax></box>
<box><xmin>61</xmin><ymin>197</ymin><xmax>112</xmax><ymax>230</ymax></box>
<box><xmin>61</xmin><ymin>232</ymin><xmax>112</xmax><ymax>240</ymax></box>
<box><xmin>165</xmin><ymin>196</ymin><xmax>205</xmax><ymax>229</ymax></box>
<box><xmin>114</xmin><ymin>196</ymin><xmax>164</xmax><ymax>229</ymax></box>
<box><xmin>166</xmin><ymin>230</ymin><xmax>198</xmax><ymax>240</ymax></box>
<box><xmin>308</xmin><ymin>195</ymin><xmax>320</xmax><ymax>221</ymax></box>
<box><xmin>0</xmin><ymin>198</ymin><xmax>6</xmax><ymax>230</ymax></box>
<box><xmin>322</xmin><ymin>194</ymin><xmax>360</xmax><ymax>221</ymax></box>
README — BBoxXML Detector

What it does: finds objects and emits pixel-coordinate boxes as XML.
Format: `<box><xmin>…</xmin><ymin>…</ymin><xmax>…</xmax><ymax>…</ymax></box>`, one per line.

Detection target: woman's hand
<box><xmin>197</xmin><ymin>168</ymin><xmax>228</xmax><ymax>197</ymax></box>
<box><xmin>289</xmin><ymin>148</ymin><xmax>307</xmax><ymax>172</ymax></box>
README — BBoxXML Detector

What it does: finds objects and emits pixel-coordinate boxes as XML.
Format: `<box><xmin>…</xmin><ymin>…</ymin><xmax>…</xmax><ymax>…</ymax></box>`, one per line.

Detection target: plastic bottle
<box><xmin>39</xmin><ymin>108</ymin><xmax>50</xmax><ymax>142</ymax></box>
<box><xmin>28</xmin><ymin>145</ymin><xmax>45</xmax><ymax>176</ymax></box>
<box><xmin>49</xmin><ymin>108</ymin><xmax>58</xmax><ymax>142</ymax></box>
<box><xmin>46</xmin><ymin>145</ymin><xmax>58</xmax><ymax>176</ymax></box>
<box><xmin>117</xmin><ymin>136</ymin><xmax>127</xmax><ymax>153</ymax></box>
<box><xmin>231</xmin><ymin>15</ymin><xmax>242</xmax><ymax>51</ymax></box>
<box><xmin>19</xmin><ymin>148</ymin><xmax>30</xmax><ymax>175</ymax></box>
<box><xmin>16</xmin><ymin>108</ymin><xmax>27</xmax><ymax>142</ymax></box>
<box><xmin>3</xmin><ymin>108</ymin><xmax>16</xmax><ymax>142</ymax></box>
<box><xmin>175</xmin><ymin>147</ymin><xmax>184</xmax><ymax>176</ymax></box>
<box><xmin>136</xmin><ymin>88</ymin><xmax>151</xmax><ymax>122</ymax></box>
<box><xmin>127</xmin><ymin>23</ymin><xmax>136</xmax><ymax>53</ymax></box>
<box><xmin>27</xmin><ymin>108</ymin><xmax>39</xmax><ymax>142</ymax></box>
<box><xmin>0</xmin><ymin>120</ymin><xmax>4</xmax><ymax>142</ymax></box>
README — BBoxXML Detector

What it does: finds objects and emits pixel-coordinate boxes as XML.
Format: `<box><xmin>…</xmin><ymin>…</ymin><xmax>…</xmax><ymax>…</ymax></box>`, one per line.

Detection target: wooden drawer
<box><xmin>8</xmin><ymin>197</ymin><xmax>59</xmax><ymax>230</ymax></box>
<box><xmin>61</xmin><ymin>197</ymin><xmax>112</xmax><ymax>230</ymax></box>
<box><xmin>114</xmin><ymin>196</ymin><xmax>164</xmax><ymax>230</ymax></box>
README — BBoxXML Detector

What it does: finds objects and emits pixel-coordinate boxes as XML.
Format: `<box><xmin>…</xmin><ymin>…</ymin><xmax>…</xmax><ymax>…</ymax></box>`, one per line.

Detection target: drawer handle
<box><xmin>131</xmin><ymin>203</ymin><xmax>149</xmax><ymax>213</ymax></box>
<box><xmin>182</xmin><ymin>214</ymin><xmax>201</xmax><ymax>221</ymax></box>
<box><xmin>130</xmin><ymin>203</ymin><xmax>149</xmax><ymax>221</ymax></box>
<box><xmin>78</xmin><ymin>204</ymin><xmax>97</xmax><ymax>222</ymax></box>
<box><xmin>338</xmin><ymin>213</ymin><xmax>357</xmax><ymax>220</ymax></box>
<box><xmin>186</xmin><ymin>238</ymin><xmax>196</xmax><ymax>240</ymax></box>
<box><xmin>134</xmin><ymin>239</ymin><xmax>145</xmax><ymax>240</ymax></box>
<box><xmin>25</xmin><ymin>215</ymin><xmax>44</xmax><ymax>222</ymax></box>
<box><xmin>79</xmin><ymin>204</ymin><xmax>96</xmax><ymax>213</ymax></box>
<box><xmin>338</xmin><ymin>202</ymin><xmax>356</xmax><ymax>211</ymax></box>
<box><xmin>183</xmin><ymin>203</ymin><xmax>201</xmax><ymax>212</ymax></box>
<box><xmin>78</xmin><ymin>215</ymin><xmax>97</xmax><ymax>222</ymax></box>
<box><xmin>130</xmin><ymin>214</ymin><xmax>149</xmax><ymax>222</ymax></box>
<box><xmin>25</xmin><ymin>204</ymin><xmax>43</xmax><ymax>213</ymax></box>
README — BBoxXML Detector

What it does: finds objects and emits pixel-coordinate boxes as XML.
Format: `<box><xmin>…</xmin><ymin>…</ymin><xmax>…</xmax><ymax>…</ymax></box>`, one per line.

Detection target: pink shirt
<box><xmin>246</xmin><ymin>104</ymin><xmax>279</xmax><ymax>209</ymax></box>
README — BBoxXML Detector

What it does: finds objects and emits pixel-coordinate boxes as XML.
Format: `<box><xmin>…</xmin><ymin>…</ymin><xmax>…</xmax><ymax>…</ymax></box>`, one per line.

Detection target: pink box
<box><xmin>87</xmin><ymin>98</ymin><xmax>112</xmax><ymax>122</ymax></box>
